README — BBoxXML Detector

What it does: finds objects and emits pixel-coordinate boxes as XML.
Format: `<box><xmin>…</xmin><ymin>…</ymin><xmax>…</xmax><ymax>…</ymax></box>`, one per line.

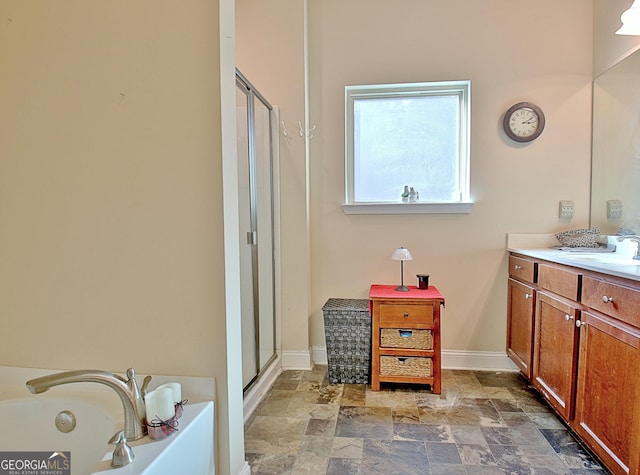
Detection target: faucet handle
<box><xmin>141</xmin><ymin>375</ymin><xmax>153</xmax><ymax>397</ymax></box>
<box><xmin>109</xmin><ymin>430</ymin><xmax>135</xmax><ymax>468</ymax></box>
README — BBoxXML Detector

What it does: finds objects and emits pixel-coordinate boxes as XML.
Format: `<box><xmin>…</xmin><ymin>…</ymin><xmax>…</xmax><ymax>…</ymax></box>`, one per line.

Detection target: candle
<box><xmin>156</xmin><ymin>382</ymin><xmax>182</xmax><ymax>403</ymax></box>
<box><xmin>144</xmin><ymin>387</ymin><xmax>175</xmax><ymax>422</ymax></box>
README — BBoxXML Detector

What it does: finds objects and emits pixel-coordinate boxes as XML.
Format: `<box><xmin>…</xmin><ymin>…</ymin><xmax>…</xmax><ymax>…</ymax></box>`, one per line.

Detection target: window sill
<box><xmin>341</xmin><ymin>202</ymin><xmax>475</xmax><ymax>215</ymax></box>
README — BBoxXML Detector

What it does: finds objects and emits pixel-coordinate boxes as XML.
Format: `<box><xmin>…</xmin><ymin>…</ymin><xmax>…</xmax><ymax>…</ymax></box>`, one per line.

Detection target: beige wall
<box><xmin>307</xmin><ymin>0</ymin><xmax>594</xmax><ymax>353</ymax></box>
<box><xmin>236</xmin><ymin>0</ymin><xmax>311</xmax><ymax>354</ymax></box>
<box><xmin>236</xmin><ymin>0</ymin><xmax>595</xmax><ymax>362</ymax></box>
<box><xmin>0</xmin><ymin>1</ymin><xmax>243</xmax><ymax>474</ymax></box>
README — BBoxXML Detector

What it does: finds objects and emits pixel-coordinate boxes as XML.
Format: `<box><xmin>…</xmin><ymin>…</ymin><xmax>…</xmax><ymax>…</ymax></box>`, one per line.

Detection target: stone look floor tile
<box><xmin>425</xmin><ymin>442</ymin><xmax>462</xmax><ymax>464</ymax></box>
<box><xmin>253</xmin><ymin>453</ymin><xmax>296</xmax><ymax>474</ymax></box>
<box><xmin>244</xmin><ymin>367</ymin><xmax>607</xmax><ymax>474</ymax></box>
<box><xmin>393</xmin><ymin>422</ymin><xmax>454</xmax><ymax>443</ymax></box>
<box><xmin>362</xmin><ymin>439</ymin><xmax>429</xmax><ymax>475</ymax></box>
<box><xmin>306</xmin><ymin>418</ymin><xmax>337</xmax><ymax>437</ymax></box>
<box><xmin>335</xmin><ymin>406</ymin><xmax>394</xmax><ymax>439</ymax></box>
<box><xmin>291</xmin><ymin>453</ymin><xmax>329</xmax><ymax>474</ymax></box>
<box><xmin>457</xmin><ymin>443</ymin><xmax>498</xmax><ymax>466</ymax></box>
<box><xmin>330</xmin><ymin>437</ymin><xmax>363</xmax><ymax>459</ymax></box>
<box><xmin>326</xmin><ymin>457</ymin><xmax>362</xmax><ymax>475</ymax></box>
<box><xmin>244</xmin><ymin>415</ymin><xmax>308</xmax><ymax>455</ymax></box>
<box><xmin>299</xmin><ymin>435</ymin><xmax>334</xmax><ymax>457</ymax></box>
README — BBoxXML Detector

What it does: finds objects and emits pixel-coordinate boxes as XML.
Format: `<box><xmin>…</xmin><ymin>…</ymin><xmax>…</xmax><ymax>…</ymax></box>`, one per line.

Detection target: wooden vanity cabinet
<box><xmin>574</xmin><ymin>310</ymin><xmax>640</xmax><ymax>475</ymax></box>
<box><xmin>507</xmin><ymin>278</ymin><xmax>536</xmax><ymax>378</ymax></box>
<box><xmin>507</xmin><ymin>255</ymin><xmax>537</xmax><ymax>379</ymax></box>
<box><xmin>507</xmin><ymin>252</ymin><xmax>640</xmax><ymax>475</ymax></box>
<box><xmin>532</xmin><ymin>290</ymin><xmax>580</xmax><ymax>422</ymax></box>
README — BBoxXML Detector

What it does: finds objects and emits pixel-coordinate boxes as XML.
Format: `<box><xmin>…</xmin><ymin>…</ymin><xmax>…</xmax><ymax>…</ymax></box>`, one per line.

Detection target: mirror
<box><xmin>591</xmin><ymin>48</ymin><xmax>640</xmax><ymax>234</ymax></box>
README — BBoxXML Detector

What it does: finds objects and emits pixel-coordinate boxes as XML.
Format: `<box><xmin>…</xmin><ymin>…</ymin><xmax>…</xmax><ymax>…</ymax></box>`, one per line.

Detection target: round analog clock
<box><xmin>503</xmin><ymin>102</ymin><xmax>545</xmax><ymax>143</ymax></box>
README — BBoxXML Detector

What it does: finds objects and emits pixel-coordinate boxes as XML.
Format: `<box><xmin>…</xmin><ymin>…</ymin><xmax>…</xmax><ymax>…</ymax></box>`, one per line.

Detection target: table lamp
<box><xmin>391</xmin><ymin>247</ymin><xmax>413</xmax><ymax>291</ymax></box>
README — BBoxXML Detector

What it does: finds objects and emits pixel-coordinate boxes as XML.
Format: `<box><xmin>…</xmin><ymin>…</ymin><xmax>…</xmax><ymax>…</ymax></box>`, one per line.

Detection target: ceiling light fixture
<box><xmin>617</xmin><ymin>0</ymin><xmax>640</xmax><ymax>35</ymax></box>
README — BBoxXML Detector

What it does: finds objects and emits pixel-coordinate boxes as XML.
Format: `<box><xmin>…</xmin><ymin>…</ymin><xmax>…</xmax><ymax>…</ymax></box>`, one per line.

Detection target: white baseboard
<box><xmin>311</xmin><ymin>345</ymin><xmax>327</xmax><ymax>365</ymax></box>
<box><xmin>235</xmin><ymin>461</ymin><xmax>252</xmax><ymax>475</ymax></box>
<box><xmin>440</xmin><ymin>349</ymin><xmax>519</xmax><ymax>371</ymax></box>
<box><xmin>281</xmin><ymin>349</ymin><xmax>313</xmax><ymax>370</ymax></box>
<box><xmin>310</xmin><ymin>346</ymin><xmax>518</xmax><ymax>372</ymax></box>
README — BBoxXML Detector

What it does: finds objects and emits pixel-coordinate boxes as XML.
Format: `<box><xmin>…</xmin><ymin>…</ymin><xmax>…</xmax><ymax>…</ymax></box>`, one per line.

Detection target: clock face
<box><xmin>503</xmin><ymin>102</ymin><xmax>545</xmax><ymax>143</ymax></box>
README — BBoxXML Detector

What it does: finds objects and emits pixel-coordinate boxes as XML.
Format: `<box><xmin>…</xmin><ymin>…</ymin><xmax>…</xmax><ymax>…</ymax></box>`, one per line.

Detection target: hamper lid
<box><xmin>322</xmin><ymin>298</ymin><xmax>369</xmax><ymax>311</ymax></box>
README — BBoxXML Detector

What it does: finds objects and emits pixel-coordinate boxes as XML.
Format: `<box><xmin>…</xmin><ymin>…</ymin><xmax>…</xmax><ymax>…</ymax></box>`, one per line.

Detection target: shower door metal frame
<box><xmin>236</xmin><ymin>70</ymin><xmax>278</xmax><ymax>392</ymax></box>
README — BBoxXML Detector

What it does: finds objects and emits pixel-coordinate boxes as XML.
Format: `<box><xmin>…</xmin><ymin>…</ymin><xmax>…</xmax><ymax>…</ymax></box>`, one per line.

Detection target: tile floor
<box><xmin>244</xmin><ymin>366</ymin><xmax>608</xmax><ymax>475</ymax></box>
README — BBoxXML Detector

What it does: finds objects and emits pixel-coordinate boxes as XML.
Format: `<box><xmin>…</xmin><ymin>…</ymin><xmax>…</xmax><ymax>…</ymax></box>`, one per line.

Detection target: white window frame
<box><xmin>343</xmin><ymin>80</ymin><xmax>474</xmax><ymax>215</ymax></box>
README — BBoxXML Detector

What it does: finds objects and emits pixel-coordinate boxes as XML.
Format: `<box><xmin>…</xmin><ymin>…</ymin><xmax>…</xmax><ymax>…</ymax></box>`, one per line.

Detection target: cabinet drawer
<box><xmin>538</xmin><ymin>263</ymin><xmax>581</xmax><ymax>301</ymax></box>
<box><xmin>380</xmin><ymin>328</ymin><xmax>433</xmax><ymax>350</ymax></box>
<box><xmin>380</xmin><ymin>356</ymin><xmax>432</xmax><ymax>377</ymax></box>
<box><xmin>379</xmin><ymin>304</ymin><xmax>433</xmax><ymax>326</ymax></box>
<box><xmin>582</xmin><ymin>276</ymin><xmax>640</xmax><ymax>328</ymax></box>
<box><xmin>509</xmin><ymin>255</ymin><xmax>537</xmax><ymax>283</ymax></box>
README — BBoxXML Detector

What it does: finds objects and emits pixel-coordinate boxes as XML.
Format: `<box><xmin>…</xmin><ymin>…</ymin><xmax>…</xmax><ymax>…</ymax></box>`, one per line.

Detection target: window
<box><xmin>343</xmin><ymin>80</ymin><xmax>473</xmax><ymax>214</ymax></box>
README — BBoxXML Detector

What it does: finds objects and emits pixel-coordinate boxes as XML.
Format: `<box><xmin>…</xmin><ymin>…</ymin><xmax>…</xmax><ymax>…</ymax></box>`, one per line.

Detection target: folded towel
<box><xmin>554</xmin><ymin>227</ymin><xmax>600</xmax><ymax>248</ymax></box>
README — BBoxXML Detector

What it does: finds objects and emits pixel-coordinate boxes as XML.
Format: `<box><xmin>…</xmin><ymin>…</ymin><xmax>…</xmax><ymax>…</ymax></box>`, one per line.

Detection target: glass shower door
<box><xmin>236</xmin><ymin>73</ymin><xmax>276</xmax><ymax>390</ymax></box>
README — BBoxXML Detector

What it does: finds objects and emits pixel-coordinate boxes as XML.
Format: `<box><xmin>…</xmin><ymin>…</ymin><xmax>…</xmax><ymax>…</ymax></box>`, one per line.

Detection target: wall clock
<box><xmin>502</xmin><ymin>102</ymin><xmax>545</xmax><ymax>143</ymax></box>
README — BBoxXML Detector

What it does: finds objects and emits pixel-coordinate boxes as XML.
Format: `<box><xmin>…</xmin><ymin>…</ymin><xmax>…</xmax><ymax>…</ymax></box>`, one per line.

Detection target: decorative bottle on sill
<box><xmin>409</xmin><ymin>187</ymin><xmax>417</xmax><ymax>203</ymax></box>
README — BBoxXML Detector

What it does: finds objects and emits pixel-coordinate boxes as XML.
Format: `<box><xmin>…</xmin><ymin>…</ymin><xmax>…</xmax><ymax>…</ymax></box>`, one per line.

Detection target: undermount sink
<box><xmin>564</xmin><ymin>255</ymin><xmax>640</xmax><ymax>266</ymax></box>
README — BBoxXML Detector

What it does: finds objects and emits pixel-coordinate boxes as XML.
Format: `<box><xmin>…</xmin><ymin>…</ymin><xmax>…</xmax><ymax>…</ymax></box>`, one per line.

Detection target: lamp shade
<box><xmin>391</xmin><ymin>247</ymin><xmax>413</xmax><ymax>261</ymax></box>
<box><xmin>617</xmin><ymin>0</ymin><xmax>640</xmax><ymax>35</ymax></box>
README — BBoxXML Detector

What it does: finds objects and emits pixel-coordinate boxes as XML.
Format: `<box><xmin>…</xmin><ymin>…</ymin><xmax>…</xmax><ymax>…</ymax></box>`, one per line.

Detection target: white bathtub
<box><xmin>0</xmin><ymin>366</ymin><xmax>216</xmax><ymax>475</ymax></box>
<box><xmin>0</xmin><ymin>396</ymin><xmax>117</xmax><ymax>474</ymax></box>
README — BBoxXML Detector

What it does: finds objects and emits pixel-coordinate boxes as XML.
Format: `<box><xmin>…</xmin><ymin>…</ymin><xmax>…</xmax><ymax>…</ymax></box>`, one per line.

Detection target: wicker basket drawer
<box><xmin>380</xmin><ymin>329</ymin><xmax>433</xmax><ymax>350</ymax></box>
<box><xmin>379</xmin><ymin>356</ymin><xmax>433</xmax><ymax>378</ymax></box>
<box><xmin>379</xmin><ymin>304</ymin><xmax>433</xmax><ymax>326</ymax></box>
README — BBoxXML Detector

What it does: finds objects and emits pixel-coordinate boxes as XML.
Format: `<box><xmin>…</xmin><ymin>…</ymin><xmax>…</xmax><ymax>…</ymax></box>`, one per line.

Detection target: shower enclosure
<box><xmin>235</xmin><ymin>70</ymin><xmax>278</xmax><ymax>391</ymax></box>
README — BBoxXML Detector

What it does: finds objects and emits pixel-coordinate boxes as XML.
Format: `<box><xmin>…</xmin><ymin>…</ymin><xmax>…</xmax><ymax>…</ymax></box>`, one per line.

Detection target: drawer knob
<box><xmin>602</xmin><ymin>295</ymin><xmax>614</xmax><ymax>304</ymax></box>
<box><xmin>564</xmin><ymin>314</ymin><xmax>574</xmax><ymax>321</ymax></box>
<box><xmin>514</xmin><ymin>265</ymin><xmax>523</xmax><ymax>270</ymax></box>
<box><xmin>576</xmin><ymin>320</ymin><xmax>587</xmax><ymax>328</ymax></box>
<box><xmin>525</xmin><ymin>293</ymin><xmax>532</xmax><ymax>300</ymax></box>
<box><xmin>403</xmin><ymin>312</ymin><xmax>409</xmax><ymax>318</ymax></box>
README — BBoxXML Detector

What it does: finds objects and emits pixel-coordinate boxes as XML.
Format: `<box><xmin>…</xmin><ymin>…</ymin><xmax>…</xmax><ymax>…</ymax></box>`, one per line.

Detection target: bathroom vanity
<box><xmin>507</xmin><ymin>246</ymin><xmax>640</xmax><ymax>475</ymax></box>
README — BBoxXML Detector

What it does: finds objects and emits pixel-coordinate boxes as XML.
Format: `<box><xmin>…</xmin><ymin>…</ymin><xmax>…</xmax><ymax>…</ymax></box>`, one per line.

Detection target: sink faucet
<box><xmin>617</xmin><ymin>235</ymin><xmax>640</xmax><ymax>260</ymax></box>
<box><xmin>26</xmin><ymin>368</ymin><xmax>150</xmax><ymax>441</ymax></box>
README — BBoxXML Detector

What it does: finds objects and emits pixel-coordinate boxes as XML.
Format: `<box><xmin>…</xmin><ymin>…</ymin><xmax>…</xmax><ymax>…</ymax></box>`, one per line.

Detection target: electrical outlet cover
<box><xmin>607</xmin><ymin>200</ymin><xmax>623</xmax><ymax>219</ymax></box>
<box><xmin>559</xmin><ymin>200</ymin><xmax>574</xmax><ymax>219</ymax></box>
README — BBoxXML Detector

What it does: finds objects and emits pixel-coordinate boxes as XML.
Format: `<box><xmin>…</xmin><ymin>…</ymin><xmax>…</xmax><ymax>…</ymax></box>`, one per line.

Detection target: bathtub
<box><xmin>0</xmin><ymin>366</ymin><xmax>216</xmax><ymax>475</ymax></box>
<box><xmin>0</xmin><ymin>396</ymin><xmax>117</xmax><ymax>474</ymax></box>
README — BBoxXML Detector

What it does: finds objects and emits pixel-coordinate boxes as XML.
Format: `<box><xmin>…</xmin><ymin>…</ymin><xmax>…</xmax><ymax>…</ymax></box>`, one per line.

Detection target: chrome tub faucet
<box><xmin>26</xmin><ymin>367</ymin><xmax>151</xmax><ymax>441</ymax></box>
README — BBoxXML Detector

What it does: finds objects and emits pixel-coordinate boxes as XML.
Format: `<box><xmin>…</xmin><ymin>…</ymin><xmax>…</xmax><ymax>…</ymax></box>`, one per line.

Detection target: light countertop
<box><xmin>507</xmin><ymin>233</ymin><xmax>640</xmax><ymax>282</ymax></box>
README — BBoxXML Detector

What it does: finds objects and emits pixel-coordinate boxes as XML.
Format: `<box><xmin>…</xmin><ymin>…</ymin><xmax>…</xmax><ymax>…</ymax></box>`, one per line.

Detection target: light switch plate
<box><xmin>607</xmin><ymin>200</ymin><xmax>623</xmax><ymax>219</ymax></box>
<box><xmin>559</xmin><ymin>200</ymin><xmax>574</xmax><ymax>219</ymax></box>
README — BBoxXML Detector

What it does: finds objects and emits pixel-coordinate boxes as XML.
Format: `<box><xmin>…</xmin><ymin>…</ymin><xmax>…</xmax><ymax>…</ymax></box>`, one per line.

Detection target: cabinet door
<box><xmin>573</xmin><ymin>311</ymin><xmax>640</xmax><ymax>475</ymax></box>
<box><xmin>507</xmin><ymin>278</ymin><xmax>535</xmax><ymax>379</ymax></box>
<box><xmin>533</xmin><ymin>291</ymin><xmax>580</xmax><ymax>422</ymax></box>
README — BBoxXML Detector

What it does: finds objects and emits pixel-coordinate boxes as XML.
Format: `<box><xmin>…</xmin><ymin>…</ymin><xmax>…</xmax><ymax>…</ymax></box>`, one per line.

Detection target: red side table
<box><xmin>369</xmin><ymin>284</ymin><xmax>445</xmax><ymax>393</ymax></box>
